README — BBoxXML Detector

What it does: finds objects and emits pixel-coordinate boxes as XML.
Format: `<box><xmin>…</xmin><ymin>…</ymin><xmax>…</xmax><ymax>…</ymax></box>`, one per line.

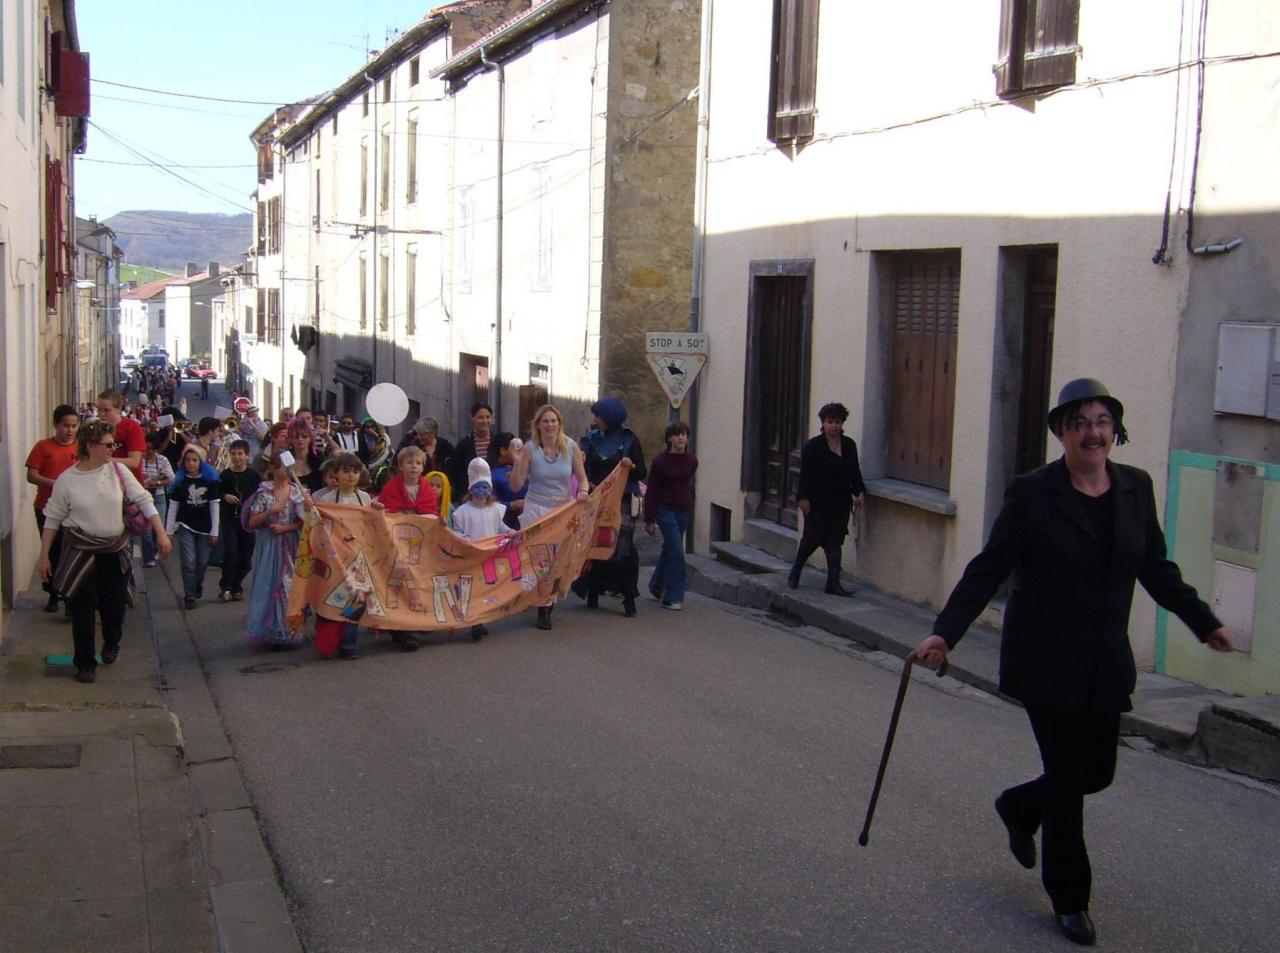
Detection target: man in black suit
<box><xmin>916</xmin><ymin>378</ymin><xmax>1235</xmax><ymax>946</ymax></box>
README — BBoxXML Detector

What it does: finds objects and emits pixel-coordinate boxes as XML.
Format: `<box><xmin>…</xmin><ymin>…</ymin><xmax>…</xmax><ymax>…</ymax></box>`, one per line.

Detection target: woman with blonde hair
<box><xmin>509</xmin><ymin>404</ymin><xmax>590</xmax><ymax>630</ymax></box>
<box><xmin>37</xmin><ymin>419</ymin><xmax>171</xmax><ymax>682</ymax></box>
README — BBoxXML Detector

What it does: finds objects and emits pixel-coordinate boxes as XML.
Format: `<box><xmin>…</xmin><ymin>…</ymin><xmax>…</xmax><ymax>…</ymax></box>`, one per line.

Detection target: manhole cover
<box><xmin>239</xmin><ymin>662</ymin><xmax>297</xmax><ymax>675</ymax></box>
<box><xmin>0</xmin><ymin>744</ymin><xmax>82</xmax><ymax>769</ymax></box>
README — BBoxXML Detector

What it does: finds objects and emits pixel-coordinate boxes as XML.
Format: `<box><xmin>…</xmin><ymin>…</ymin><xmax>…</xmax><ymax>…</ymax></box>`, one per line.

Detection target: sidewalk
<box><xmin>0</xmin><ymin>572</ymin><xmax>217</xmax><ymax>953</ymax></box>
<box><xmin>687</xmin><ymin>538</ymin><xmax>1280</xmax><ymax>784</ymax></box>
<box><xmin>0</xmin><ymin>557</ymin><xmax>302</xmax><ymax>953</ymax></box>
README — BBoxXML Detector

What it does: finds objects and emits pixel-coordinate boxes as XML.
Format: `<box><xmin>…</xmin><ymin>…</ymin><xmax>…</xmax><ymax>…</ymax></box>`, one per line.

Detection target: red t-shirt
<box><xmin>25</xmin><ymin>437</ymin><xmax>80</xmax><ymax>512</ymax></box>
<box><xmin>113</xmin><ymin>416</ymin><xmax>147</xmax><ymax>480</ymax></box>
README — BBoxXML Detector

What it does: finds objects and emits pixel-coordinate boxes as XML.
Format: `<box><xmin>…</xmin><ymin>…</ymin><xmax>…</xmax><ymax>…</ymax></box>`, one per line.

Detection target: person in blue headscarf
<box><xmin>575</xmin><ymin>396</ymin><xmax>647</xmax><ymax>616</ymax></box>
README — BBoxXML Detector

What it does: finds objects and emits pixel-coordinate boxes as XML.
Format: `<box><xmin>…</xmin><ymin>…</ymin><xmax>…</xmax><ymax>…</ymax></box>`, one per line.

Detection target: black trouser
<box><xmin>999</xmin><ymin>707</ymin><xmax>1120</xmax><ymax>914</ymax></box>
<box><xmin>792</xmin><ymin>504</ymin><xmax>851</xmax><ymax>575</ymax></box>
<box><xmin>34</xmin><ymin>510</ymin><xmax>64</xmax><ymax>596</ymax></box>
<box><xmin>218</xmin><ymin>521</ymin><xmax>256</xmax><ymax>594</ymax></box>
<box><xmin>67</xmin><ymin>553</ymin><xmax>129</xmax><ymax>673</ymax></box>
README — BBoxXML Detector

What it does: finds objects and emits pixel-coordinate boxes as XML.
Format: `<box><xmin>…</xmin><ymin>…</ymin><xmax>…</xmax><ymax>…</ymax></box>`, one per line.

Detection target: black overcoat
<box><xmin>933</xmin><ymin>458</ymin><xmax>1220</xmax><ymax>712</ymax></box>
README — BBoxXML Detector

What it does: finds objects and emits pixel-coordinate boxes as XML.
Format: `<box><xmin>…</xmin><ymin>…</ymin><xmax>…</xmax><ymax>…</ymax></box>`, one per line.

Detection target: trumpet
<box><xmin>173</xmin><ymin>420</ymin><xmax>191</xmax><ymax>433</ymax></box>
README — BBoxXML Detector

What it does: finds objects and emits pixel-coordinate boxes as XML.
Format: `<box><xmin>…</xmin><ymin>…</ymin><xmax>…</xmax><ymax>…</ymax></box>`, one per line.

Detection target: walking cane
<box><xmin>857</xmin><ymin>649</ymin><xmax>948</xmax><ymax>846</ymax></box>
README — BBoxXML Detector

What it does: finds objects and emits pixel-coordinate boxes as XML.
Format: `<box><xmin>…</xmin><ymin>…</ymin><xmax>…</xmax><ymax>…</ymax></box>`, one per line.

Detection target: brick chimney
<box><xmin>185</xmin><ymin>262</ymin><xmax>199</xmax><ymax>277</ymax></box>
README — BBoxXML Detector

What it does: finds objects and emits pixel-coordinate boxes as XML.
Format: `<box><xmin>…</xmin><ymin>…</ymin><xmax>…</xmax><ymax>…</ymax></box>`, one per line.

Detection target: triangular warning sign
<box><xmin>645</xmin><ymin>353</ymin><xmax>707</xmax><ymax>409</ymax></box>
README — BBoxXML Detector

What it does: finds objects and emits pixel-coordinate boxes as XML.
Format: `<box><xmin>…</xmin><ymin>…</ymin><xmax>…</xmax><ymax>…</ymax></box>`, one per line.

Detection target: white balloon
<box><xmin>366</xmin><ymin>382</ymin><xmax>410</xmax><ymax>426</ymax></box>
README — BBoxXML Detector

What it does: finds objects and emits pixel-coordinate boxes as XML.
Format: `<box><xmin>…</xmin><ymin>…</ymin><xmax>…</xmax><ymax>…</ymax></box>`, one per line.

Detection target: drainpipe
<box><xmin>365</xmin><ymin>71</ymin><xmax>379</xmax><ymax>386</ymax></box>
<box><xmin>480</xmin><ymin>45</ymin><xmax>505</xmax><ymax>427</ymax></box>
<box><xmin>688</xmin><ymin>0</ymin><xmax>714</xmax><ymax>469</ymax></box>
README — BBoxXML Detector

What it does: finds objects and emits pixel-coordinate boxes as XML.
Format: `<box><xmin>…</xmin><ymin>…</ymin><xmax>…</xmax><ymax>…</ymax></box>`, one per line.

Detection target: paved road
<box><xmin>163</xmin><ymin>383</ymin><xmax>1280</xmax><ymax>952</ymax></box>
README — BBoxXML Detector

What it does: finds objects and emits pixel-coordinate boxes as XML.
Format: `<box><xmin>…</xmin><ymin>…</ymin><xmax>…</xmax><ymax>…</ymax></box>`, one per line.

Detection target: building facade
<box><xmin>0</xmin><ymin>0</ymin><xmax>89</xmax><ymax>609</ymax></box>
<box><xmin>692</xmin><ymin>0</ymin><xmax>1280</xmax><ymax>692</ymax></box>
<box><xmin>244</xmin><ymin>0</ymin><xmax>701</xmax><ymax>451</ymax></box>
<box><xmin>73</xmin><ymin>216</ymin><xmax>122</xmax><ymax>401</ymax></box>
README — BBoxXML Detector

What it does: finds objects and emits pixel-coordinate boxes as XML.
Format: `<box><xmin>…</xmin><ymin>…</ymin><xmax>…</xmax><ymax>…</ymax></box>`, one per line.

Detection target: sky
<box><xmin>74</xmin><ymin>1</ymin><xmax>448</xmax><ymax>222</ymax></box>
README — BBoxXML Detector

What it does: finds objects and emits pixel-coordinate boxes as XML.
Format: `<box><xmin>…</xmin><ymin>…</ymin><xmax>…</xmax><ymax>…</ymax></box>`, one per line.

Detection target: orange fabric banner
<box><xmin>285</xmin><ymin>461</ymin><xmax>628</xmax><ymax>631</ymax></box>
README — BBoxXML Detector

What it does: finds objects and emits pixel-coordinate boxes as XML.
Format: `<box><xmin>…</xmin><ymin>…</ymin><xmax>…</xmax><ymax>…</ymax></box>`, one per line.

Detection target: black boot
<box><xmin>535</xmin><ymin>606</ymin><xmax>553</xmax><ymax>630</ymax></box>
<box><xmin>824</xmin><ymin>555</ymin><xmax>855</xmax><ymax>597</ymax></box>
<box><xmin>787</xmin><ymin>561</ymin><xmax>802</xmax><ymax>589</ymax></box>
<box><xmin>623</xmin><ymin>597</ymin><xmax>636</xmax><ymax>617</ymax></box>
<box><xmin>586</xmin><ymin>589</ymin><xmax>599</xmax><ymax>609</ymax></box>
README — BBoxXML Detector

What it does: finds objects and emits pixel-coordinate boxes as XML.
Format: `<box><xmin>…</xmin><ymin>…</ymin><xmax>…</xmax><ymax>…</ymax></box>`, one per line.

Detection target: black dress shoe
<box><xmin>824</xmin><ymin>581</ymin><xmax>855</xmax><ymax>597</ymax></box>
<box><xmin>43</xmin><ymin>593</ymin><xmax>60</xmax><ymax>613</ymax></box>
<box><xmin>1056</xmin><ymin>911</ymin><xmax>1096</xmax><ymax>946</ymax></box>
<box><xmin>994</xmin><ymin>794</ymin><xmax>1036</xmax><ymax>869</ymax></box>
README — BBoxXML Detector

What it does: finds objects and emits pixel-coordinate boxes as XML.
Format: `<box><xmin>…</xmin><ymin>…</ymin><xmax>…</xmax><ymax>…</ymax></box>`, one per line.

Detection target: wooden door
<box><xmin>757</xmin><ymin>276</ymin><xmax>808</xmax><ymax>527</ymax></box>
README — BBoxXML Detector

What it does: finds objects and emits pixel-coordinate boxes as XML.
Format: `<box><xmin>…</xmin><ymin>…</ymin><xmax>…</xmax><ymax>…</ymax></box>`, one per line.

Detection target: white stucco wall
<box><xmin>694</xmin><ymin>0</ymin><xmax>1271</xmax><ymax>666</ymax></box>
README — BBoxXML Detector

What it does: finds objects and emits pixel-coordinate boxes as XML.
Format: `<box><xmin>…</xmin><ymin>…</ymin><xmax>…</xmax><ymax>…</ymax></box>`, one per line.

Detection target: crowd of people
<box><xmin>25</xmin><ymin>389</ymin><xmax>700</xmax><ymax>680</ymax></box>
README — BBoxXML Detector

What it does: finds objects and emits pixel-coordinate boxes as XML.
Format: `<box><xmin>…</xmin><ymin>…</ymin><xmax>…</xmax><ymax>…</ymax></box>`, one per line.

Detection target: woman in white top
<box><xmin>509</xmin><ymin>403</ymin><xmax>589</xmax><ymax>630</ymax></box>
<box><xmin>37</xmin><ymin>419</ymin><xmax>171</xmax><ymax>683</ymax></box>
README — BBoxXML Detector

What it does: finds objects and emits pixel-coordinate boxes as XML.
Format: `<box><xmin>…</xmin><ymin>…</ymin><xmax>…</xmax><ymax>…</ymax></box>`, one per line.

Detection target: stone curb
<box><xmin>146</xmin><ymin>559</ymin><xmax>305</xmax><ymax>953</ymax></box>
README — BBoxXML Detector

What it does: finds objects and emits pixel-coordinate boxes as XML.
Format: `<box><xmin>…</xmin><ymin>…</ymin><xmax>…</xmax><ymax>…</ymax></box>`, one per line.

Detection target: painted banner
<box><xmin>285</xmin><ymin>461</ymin><xmax>629</xmax><ymax>632</ymax></box>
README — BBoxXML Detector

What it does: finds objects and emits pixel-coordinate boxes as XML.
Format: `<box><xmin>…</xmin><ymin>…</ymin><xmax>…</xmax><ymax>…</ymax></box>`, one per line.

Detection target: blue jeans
<box><xmin>177</xmin><ymin>526</ymin><xmax>212</xmax><ymax>599</ymax></box>
<box><xmin>648</xmin><ymin>509</ymin><xmax>690</xmax><ymax>604</ymax></box>
<box><xmin>141</xmin><ymin>493</ymin><xmax>166</xmax><ymax>564</ymax></box>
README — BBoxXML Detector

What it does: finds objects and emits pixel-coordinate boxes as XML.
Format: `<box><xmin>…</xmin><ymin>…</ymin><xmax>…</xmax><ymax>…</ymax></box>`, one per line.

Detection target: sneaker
<box><xmin>217</xmin><ymin>590</ymin><xmax>234</xmax><ymax>603</ymax></box>
<box><xmin>143</xmin><ymin>561</ymin><xmax>158</xmax><ymax>569</ymax></box>
<box><xmin>101</xmin><ymin>645</ymin><xmax>119</xmax><ymax>665</ymax></box>
<box><xmin>183</xmin><ymin>597</ymin><xmax>197</xmax><ymax>610</ymax></box>
<box><xmin>398</xmin><ymin>634</ymin><xmax>421</xmax><ymax>652</ymax></box>
<box><xmin>470</xmin><ymin>624</ymin><xmax>488</xmax><ymax>641</ymax></box>
<box><xmin>231</xmin><ymin>590</ymin><xmax>244</xmax><ymax>602</ymax></box>
<box><xmin>662</xmin><ymin>601</ymin><xmax>683</xmax><ymax>611</ymax></box>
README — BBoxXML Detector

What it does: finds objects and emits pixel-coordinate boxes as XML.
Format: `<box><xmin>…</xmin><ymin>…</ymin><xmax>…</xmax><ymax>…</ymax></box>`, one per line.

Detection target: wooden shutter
<box><xmin>45</xmin><ymin>159</ymin><xmax>65</xmax><ymax>308</ymax></box>
<box><xmin>769</xmin><ymin>0</ymin><xmax>820</xmax><ymax>143</ymax></box>
<box><xmin>887</xmin><ymin>253</ymin><xmax>960</xmax><ymax>490</ymax></box>
<box><xmin>995</xmin><ymin>0</ymin><xmax>1079</xmax><ymax>98</ymax></box>
<box><xmin>1021</xmin><ymin>0</ymin><xmax>1080</xmax><ymax>91</ymax></box>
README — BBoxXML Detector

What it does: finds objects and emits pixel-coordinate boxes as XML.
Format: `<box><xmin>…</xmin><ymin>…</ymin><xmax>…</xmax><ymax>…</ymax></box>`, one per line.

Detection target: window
<box><xmin>314</xmin><ymin>169</ymin><xmax>322</xmax><ymax>232</ymax></box>
<box><xmin>405</xmin><ymin>246</ymin><xmax>417</xmax><ymax>336</ymax></box>
<box><xmin>378</xmin><ymin>253</ymin><xmax>389</xmax><ymax>332</ymax></box>
<box><xmin>379</xmin><ymin>128</ymin><xmax>391</xmax><ymax>211</ymax></box>
<box><xmin>995</xmin><ymin>0</ymin><xmax>1080</xmax><ymax>98</ymax></box>
<box><xmin>266</xmin><ymin>289</ymin><xmax>282</xmax><ymax>346</ymax></box>
<box><xmin>159</xmin><ymin>308</ymin><xmax>165</xmax><ymax>328</ymax></box>
<box><xmin>331</xmin><ymin>114</ymin><xmax>338</xmax><ymax>135</ymax></box>
<box><xmin>406</xmin><ymin>114</ymin><xmax>418</xmax><ymax>203</ymax></box>
<box><xmin>267</xmin><ymin>197</ymin><xmax>282</xmax><ymax>254</ymax></box>
<box><xmin>360</xmin><ymin>139</ymin><xmax>369</xmax><ymax>217</ymax></box>
<box><xmin>359</xmin><ymin>255</ymin><xmax>368</xmax><ymax>330</ymax></box>
<box><xmin>314</xmin><ymin>265</ymin><xmax>321</xmax><ymax>323</ymax></box>
<box><xmin>410</xmin><ymin>56</ymin><xmax>420</xmax><ymax>87</ymax></box>
<box><xmin>382</xmin><ymin>76</ymin><xmax>391</xmax><ymax>103</ymax></box>
<box><xmin>767</xmin><ymin>0</ymin><xmax>820</xmax><ymax>145</ymax></box>
<box><xmin>362</xmin><ymin>91</ymin><xmax>369</xmax><ymax>117</ymax></box>
<box><xmin>886</xmin><ymin>252</ymin><xmax>960</xmax><ymax>490</ymax></box>
<box><xmin>531</xmin><ymin>163</ymin><xmax>551</xmax><ymax>291</ymax></box>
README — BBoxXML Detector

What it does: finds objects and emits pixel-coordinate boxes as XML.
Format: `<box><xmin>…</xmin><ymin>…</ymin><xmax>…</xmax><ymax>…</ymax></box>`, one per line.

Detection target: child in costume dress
<box><xmin>306</xmin><ymin>452</ymin><xmax>375</xmax><ymax>659</ymax></box>
<box><xmin>243</xmin><ymin>456</ymin><xmax>307</xmax><ymax>647</ymax></box>
<box><xmin>376</xmin><ymin>446</ymin><xmax>440</xmax><ymax>652</ymax></box>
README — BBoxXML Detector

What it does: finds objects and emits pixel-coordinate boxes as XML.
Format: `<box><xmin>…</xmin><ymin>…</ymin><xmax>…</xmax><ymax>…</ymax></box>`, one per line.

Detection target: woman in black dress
<box><xmin>787</xmin><ymin>402</ymin><xmax>865</xmax><ymax>596</ymax></box>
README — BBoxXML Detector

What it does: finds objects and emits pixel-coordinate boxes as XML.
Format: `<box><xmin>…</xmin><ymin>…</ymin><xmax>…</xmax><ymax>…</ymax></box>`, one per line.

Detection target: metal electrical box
<box><xmin>1214</xmin><ymin>323</ymin><xmax>1280</xmax><ymax>420</ymax></box>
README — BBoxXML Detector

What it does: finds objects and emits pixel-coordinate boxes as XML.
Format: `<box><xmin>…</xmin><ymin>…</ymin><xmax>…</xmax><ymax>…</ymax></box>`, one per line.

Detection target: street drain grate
<box><xmin>0</xmin><ymin>744</ymin><xmax>82</xmax><ymax>769</ymax></box>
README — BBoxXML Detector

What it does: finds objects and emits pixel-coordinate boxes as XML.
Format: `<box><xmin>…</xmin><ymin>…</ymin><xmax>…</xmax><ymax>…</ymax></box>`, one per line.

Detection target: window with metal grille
<box><xmin>886</xmin><ymin>252</ymin><xmax>960</xmax><ymax>490</ymax></box>
<box><xmin>995</xmin><ymin>0</ymin><xmax>1080</xmax><ymax>98</ymax></box>
<box><xmin>767</xmin><ymin>0</ymin><xmax>820</xmax><ymax>146</ymax></box>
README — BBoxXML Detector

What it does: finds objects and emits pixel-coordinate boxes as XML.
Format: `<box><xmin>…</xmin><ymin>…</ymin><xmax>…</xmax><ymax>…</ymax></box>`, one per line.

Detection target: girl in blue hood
<box><xmin>575</xmin><ymin>396</ymin><xmax>647</xmax><ymax>616</ymax></box>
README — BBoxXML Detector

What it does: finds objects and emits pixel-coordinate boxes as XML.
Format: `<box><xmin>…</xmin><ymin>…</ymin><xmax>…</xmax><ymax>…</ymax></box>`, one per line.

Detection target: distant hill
<box><xmin>120</xmin><ymin>263</ymin><xmax>177</xmax><ymax>285</ymax></box>
<box><xmin>104</xmin><ymin>211</ymin><xmax>253</xmax><ymax>271</ymax></box>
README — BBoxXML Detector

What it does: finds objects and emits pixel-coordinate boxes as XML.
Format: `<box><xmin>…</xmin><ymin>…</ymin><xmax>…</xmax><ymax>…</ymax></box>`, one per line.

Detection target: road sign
<box><xmin>645</xmin><ymin>331</ymin><xmax>708</xmax><ymax>409</ymax></box>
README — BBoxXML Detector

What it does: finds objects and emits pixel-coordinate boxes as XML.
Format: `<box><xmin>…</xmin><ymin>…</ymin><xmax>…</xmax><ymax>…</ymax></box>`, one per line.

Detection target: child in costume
<box><xmin>217</xmin><ymin>439</ymin><xmax>260</xmax><ymax>602</ymax></box>
<box><xmin>306</xmin><ymin>452</ymin><xmax>375</xmax><ymax>659</ymax></box>
<box><xmin>375</xmin><ymin>446</ymin><xmax>440</xmax><ymax>652</ymax></box>
<box><xmin>426</xmin><ymin>470</ymin><xmax>452</xmax><ymax>526</ymax></box>
<box><xmin>243</xmin><ymin>456</ymin><xmax>307</xmax><ymax>647</ymax></box>
<box><xmin>450</xmin><ymin>458</ymin><xmax>510</xmax><ymax>640</ymax></box>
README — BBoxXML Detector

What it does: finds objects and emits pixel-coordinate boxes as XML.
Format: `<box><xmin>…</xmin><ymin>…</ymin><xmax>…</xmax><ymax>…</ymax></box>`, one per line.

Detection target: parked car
<box><xmin>120</xmin><ymin>353</ymin><xmax>139</xmax><ymax>371</ymax></box>
<box><xmin>177</xmin><ymin>358</ymin><xmax>196</xmax><ymax>376</ymax></box>
<box><xmin>189</xmin><ymin>362</ymin><xmax>217</xmax><ymax>380</ymax></box>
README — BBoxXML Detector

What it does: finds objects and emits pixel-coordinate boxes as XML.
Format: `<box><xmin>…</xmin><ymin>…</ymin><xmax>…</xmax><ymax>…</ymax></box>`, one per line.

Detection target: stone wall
<box><xmin>599</xmin><ymin>0</ymin><xmax>702</xmax><ymax>458</ymax></box>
